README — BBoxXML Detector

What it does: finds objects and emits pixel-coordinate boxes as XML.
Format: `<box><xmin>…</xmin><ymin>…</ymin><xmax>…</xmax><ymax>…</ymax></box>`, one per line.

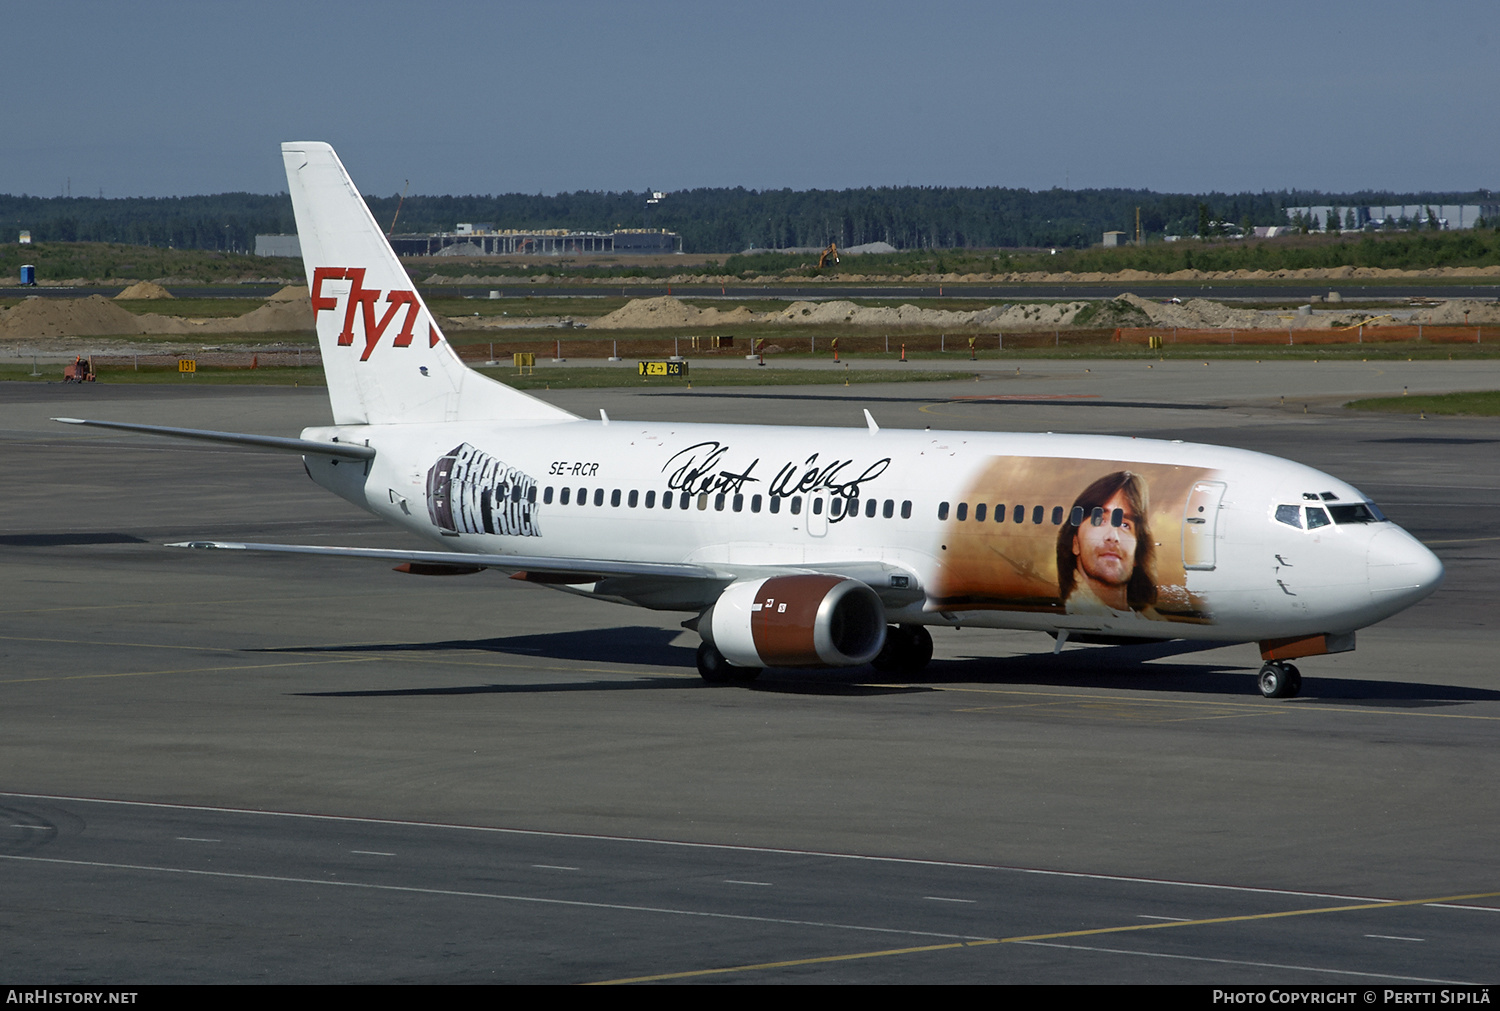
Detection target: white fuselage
<box><xmin>301</xmin><ymin>417</ymin><xmax>1443</xmax><ymax>646</ymax></box>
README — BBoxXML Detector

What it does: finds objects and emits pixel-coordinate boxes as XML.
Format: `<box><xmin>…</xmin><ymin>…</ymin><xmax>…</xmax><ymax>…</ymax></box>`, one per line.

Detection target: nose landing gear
<box><xmin>1258</xmin><ymin>661</ymin><xmax>1302</xmax><ymax>699</ymax></box>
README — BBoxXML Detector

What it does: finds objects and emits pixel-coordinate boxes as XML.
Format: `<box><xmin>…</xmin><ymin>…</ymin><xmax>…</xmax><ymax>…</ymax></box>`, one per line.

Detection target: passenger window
<box><xmin>751</xmin><ymin>495</ymin><xmax>762</xmax><ymax>513</ymax></box>
<box><xmin>938</xmin><ymin>502</ymin><xmax>950</xmax><ymax>521</ymax></box>
<box><xmin>577</xmin><ymin>487</ymin><xmax>587</xmax><ymax>505</ymax></box>
<box><xmin>1013</xmin><ymin>504</ymin><xmax>1025</xmax><ymax>524</ymax></box>
<box><xmin>770</xmin><ymin>496</ymin><xmax>781</xmax><ymax>514</ymax></box>
<box><xmin>995</xmin><ymin>503</ymin><xmax>1005</xmax><ymax>523</ymax></box>
<box><xmin>830</xmin><ymin>498</ymin><xmax>843</xmax><ymax>518</ymax></box>
<box><xmin>610</xmin><ymin>489</ymin><xmax>621</xmax><ymax>507</ymax></box>
<box><xmin>698</xmin><ymin>493</ymin><xmax>709</xmax><ymax>511</ymax></box>
<box><xmin>813</xmin><ymin>498</ymin><xmax>824</xmax><ymax>516</ymax></box>
<box><xmin>559</xmin><ymin>487</ymin><xmax>570</xmax><ymax>505</ymax></box>
<box><xmin>883</xmin><ymin>499</ymin><xmax>894</xmax><ymax>519</ymax></box>
<box><xmin>1071</xmin><ymin>506</ymin><xmax>1084</xmax><ymax>526</ymax></box>
<box><xmin>733</xmin><ymin>494</ymin><xmax>744</xmax><ymax>512</ymax></box>
<box><xmin>974</xmin><ymin>503</ymin><xmax>987</xmax><ymax>522</ymax></box>
<box><xmin>594</xmin><ymin>488</ymin><xmax>605</xmax><ymax>507</ymax></box>
<box><xmin>1112</xmin><ymin>508</ymin><xmax>1125</xmax><ymax>528</ymax></box>
<box><xmin>714</xmin><ymin>493</ymin><xmax>725</xmax><ymax>511</ymax></box>
<box><xmin>645</xmin><ymin>490</ymin><xmax>655</xmax><ymax>508</ymax></box>
<box><xmin>1051</xmin><ymin>506</ymin><xmax>1063</xmax><ymax>525</ymax></box>
<box><xmin>956</xmin><ymin>503</ymin><xmax>968</xmax><ymax>521</ymax></box>
<box><xmin>527</xmin><ymin>487</ymin><xmax>537</xmax><ymax>504</ymax></box>
<box><xmin>901</xmin><ymin>500</ymin><xmax>912</xmax><ymax>519</ymax></box>
<box><xmin>1306</xmin><ymin>506</ymin><xmax>1331</xmax><ymax>529</ymax></box>
<box><xmin>1032</xmin><ymin>505</ymin><xmax>1044</xmax><ymax>525</ymax></box>
<box><xmin>680</xmin><ymin>491</ymin><xmax>691</xmax><ymax>509</ymax></box>
<box><xmin>544</xmin><ymin>486</ymin><xmax>555</xmax><ymax>505</ymax></box>
<box><xmin>628</xmin><ymin>490</ymin><xmax>638</xmax><ymax>508</ymax></box>
<box><xmin>865</xmin><ymin>499</ymin><xmax>877</xmax><ymax>518</ymax></box>
<box><xmin>791</xmin><ymin>496</ymin><xmax>803</xmax><ymax>515</ymax></box>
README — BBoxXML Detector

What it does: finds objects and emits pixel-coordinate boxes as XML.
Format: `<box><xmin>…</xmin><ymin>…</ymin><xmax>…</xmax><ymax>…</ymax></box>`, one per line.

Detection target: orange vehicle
<box><xmin>63</xmin><ymin>357</ymin><xmax>95</xmax><ymax>382</ymax></box>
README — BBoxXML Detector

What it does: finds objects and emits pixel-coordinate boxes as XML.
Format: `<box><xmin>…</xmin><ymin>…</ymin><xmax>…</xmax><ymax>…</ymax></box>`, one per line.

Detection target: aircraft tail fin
<box><xmin>281</xmin><ymin>142</ymin><xmax>575</xmax><ymax>426</ymax></box>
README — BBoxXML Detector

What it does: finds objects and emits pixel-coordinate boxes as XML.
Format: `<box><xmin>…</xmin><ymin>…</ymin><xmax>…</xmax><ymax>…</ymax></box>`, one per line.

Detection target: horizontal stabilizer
<box><xmin>54</xmin><ymin>418</ymin><xmax>375</xmax><ymax>460</ymax></box>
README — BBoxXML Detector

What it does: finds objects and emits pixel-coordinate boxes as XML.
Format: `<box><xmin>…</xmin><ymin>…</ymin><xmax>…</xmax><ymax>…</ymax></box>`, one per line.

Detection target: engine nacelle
<box><xmin>701</xmin><ymin>575</ymin><xmax>887</xmax><ymax>668</ymax></box>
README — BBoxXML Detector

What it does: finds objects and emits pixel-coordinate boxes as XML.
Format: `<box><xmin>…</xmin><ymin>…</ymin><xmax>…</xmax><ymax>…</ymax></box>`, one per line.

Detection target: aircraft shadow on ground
<box><xmin>269</xmin><ymin>626</ymin><xmax>1500</xmax><ymax>705</ymax></box>
<box><xmin>0</xmin><ymin>532</ymin><xmax>147</xmax><ymax>547</ymax></box>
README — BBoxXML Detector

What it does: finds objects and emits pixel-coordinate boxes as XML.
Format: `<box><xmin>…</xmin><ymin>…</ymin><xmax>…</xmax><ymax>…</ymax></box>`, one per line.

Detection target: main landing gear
<box><xmin>1257</xmin><ymin>661</ymin><xmax>1302</xmax><ymax>699</ymax></box>
<box><xmin>870</xmin><ymin>624</ymin><xmax>934</xmax><ymax>674</ymax></box>
<box><xmin>696</xmin><ymin>642</ymin><xmax>761</xmax><ymax>684</ymax></box>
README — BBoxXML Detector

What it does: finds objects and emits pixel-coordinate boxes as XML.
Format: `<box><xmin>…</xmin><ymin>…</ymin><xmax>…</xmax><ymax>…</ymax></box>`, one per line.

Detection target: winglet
<box><xmin>864</xmin><ymin>409</ymin><xmax>879</xmax><ymax>435</ymax></box>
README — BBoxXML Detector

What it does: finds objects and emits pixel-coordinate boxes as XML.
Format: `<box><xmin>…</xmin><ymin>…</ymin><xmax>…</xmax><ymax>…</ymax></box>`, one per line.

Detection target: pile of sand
<box><xmin>589</xmin><ymin>295</ymin><xmax>1089</xmax><ymax>331</ymax></box>
<box><xmin>113</xmin><ymin>281</ymin><xmax>174</xmax><ymax>300</ymax></box>
<box><xmin>0</xmin><ymin>293</ymin><xmax>316</xmax><ymax>340</ymax></box>
<box><xmin>0</xmin><ymin>296</ymin><xmax>150</xmax><ymax>338</ymax></box>
<box><xmin>589</xmin><ymin>296</ymin><xmax>756</xmax><ymax>330</ymax></box>
<box><xmin>1408</xmin><ymin>299</ymin><xmax>1500</xmax><ymax>325</ymax></box>
<box><xmin>199</xmin><ymin>300</ymin><xmax>314</xmax><ymax>333</ymax></box>
<box><xmin>267</xmin><ymin>285</ymin><xmax>309</xmax><ymax>302</ymax></box>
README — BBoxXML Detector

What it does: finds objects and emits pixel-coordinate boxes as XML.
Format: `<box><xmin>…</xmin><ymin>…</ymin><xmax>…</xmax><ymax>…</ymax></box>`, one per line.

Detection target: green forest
<box><xmin>2</xmin><ymin>185</ymin><xmax>1494</xmax><ymax>255</ymax></box>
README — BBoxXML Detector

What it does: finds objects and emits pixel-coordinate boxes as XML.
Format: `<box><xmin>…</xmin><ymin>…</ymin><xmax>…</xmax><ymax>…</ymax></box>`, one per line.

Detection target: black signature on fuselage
<box><xmin>663</xmin><ymin>442</ymin><xmax>890</xmax><ymax>519</ymax></box>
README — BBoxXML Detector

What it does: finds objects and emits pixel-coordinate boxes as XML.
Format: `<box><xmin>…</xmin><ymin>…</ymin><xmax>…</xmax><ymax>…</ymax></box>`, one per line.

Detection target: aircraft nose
<box><xmin>1367</xmin><ymin>525</ymin><xmax>1444</xmax><ymax>605</ymax></box>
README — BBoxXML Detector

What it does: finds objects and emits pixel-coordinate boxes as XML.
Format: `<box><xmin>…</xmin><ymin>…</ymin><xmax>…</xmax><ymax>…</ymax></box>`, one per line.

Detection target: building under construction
<box><xmin>388</xmin><ymin>225</ymin><xmax>681</xmax><ymax>257</ymax></box>
<box><xmin>256</xmin><ymin>226</ymin><xmax>681</xmax><ymax>259</ymax></box>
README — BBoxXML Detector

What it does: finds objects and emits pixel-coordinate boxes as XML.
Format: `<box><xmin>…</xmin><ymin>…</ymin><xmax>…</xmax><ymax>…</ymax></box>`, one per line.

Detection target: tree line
<box><xmin>1</xmin><ymin>186</ymin><xmax>1492</xmax><ymax>254</ymax></box>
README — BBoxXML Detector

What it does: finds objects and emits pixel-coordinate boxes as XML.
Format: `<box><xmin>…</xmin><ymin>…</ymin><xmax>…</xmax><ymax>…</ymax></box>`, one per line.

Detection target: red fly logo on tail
<box><xmin>310</xmin><ymin>267</ymin><xmax>438</xmax><ymax>361</ymax></box>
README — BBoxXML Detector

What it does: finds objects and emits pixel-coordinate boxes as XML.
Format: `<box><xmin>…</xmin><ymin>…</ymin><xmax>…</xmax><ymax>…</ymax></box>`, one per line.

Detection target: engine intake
<box><xmin>701</xmin><ymin>575</ymin><xmax>886</xmax><ymax>668</ymax></box>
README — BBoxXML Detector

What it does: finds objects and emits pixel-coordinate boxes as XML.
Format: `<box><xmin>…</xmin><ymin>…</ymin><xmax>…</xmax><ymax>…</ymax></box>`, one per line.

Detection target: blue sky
<box><xmin>6</xmin><ymin>1</ymin><xmax>1495</xmax><ymax>198</ymax></box>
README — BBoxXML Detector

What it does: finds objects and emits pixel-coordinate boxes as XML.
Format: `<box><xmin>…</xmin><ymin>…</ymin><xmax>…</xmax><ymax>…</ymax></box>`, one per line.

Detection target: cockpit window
<box><xmin>1328</xmin><ymin>502</ymin><xmax>1386</xmax><ymax>525</ymax></box>
<box><xmin>1305</xmin><ymin>506</ymin><xmax>1331</xmax><ymax>529</ymax></box>
<box><xmin>1275</xmin><ymin>504</ymin><xmax>1302</xmax><ymax>528</ymax></box>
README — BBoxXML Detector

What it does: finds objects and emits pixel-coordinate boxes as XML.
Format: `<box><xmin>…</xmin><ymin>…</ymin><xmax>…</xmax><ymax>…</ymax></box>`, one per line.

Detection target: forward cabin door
<box><xmin>1182</xmin><ymin>480</ymin><xmax>1227</xmax><ymax>571</ymax></box>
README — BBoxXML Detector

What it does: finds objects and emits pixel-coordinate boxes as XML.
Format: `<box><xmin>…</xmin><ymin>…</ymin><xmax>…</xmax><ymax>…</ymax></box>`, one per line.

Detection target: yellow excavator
<box><xmin>817</xmin><ymin>242</ymin><xmax>840</xmax><ymax>269</ymax></box>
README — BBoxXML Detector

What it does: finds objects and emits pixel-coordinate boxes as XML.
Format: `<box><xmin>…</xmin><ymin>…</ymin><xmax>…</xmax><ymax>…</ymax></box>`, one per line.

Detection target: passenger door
<box><xmin>1182</xmin><ymin>480</ymin><xmax>1227</xmax><ymax>570</ymax></box>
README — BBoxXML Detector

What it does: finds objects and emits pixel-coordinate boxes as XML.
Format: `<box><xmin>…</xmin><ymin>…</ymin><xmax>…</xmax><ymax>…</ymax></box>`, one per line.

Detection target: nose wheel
<box><xmin>1257</xmin><ymin>661</ymin><xmax>1302</xmax><ymax>699</ymax></box>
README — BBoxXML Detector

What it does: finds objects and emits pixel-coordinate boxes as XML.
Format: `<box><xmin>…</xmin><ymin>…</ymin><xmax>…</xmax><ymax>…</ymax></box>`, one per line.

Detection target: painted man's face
<box><xmin>1073</xmin><ymin>489</ymin><xmax>1138</xmax><ymax>588</ymax></box>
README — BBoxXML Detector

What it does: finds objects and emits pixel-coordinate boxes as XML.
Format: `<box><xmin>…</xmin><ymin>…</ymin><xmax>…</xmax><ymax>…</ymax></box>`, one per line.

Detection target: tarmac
<box><xmin>2</xmin><ymin>361</ymin><xmax>1498</xmax><ymax>984</ymax></box>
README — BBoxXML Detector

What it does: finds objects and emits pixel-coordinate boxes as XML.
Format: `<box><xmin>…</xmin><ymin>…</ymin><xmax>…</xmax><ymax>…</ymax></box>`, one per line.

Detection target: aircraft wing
<box><xmin>165</xmin><ymin>541</ymin><xmax>924</xmax><ymax>610</ymax></box>
<box><xmin>167</xmin><ymin>540</ymin><xmax>724</xmax><ymax>580</ymax></box>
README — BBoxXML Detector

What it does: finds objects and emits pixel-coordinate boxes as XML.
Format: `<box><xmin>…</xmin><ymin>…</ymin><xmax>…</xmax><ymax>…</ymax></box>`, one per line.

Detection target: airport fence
<box><xmin>89</xmin><ymin>349</ymin><xmax>322</xmax><ymax>372</ymax></box>
<box><xmin>1112</xmin><ymin>325</ymin><xmax>1498</xmax><ymax>346</ymax></box>
<box><xmin>67</xmin><ymin>324</ymin><xmax>1500</xmax><ymax>375</ymax></box>
<box><xmin>452</xmin><ymin>330</ymin><xmax>1133</xmax><ymax>360</ymax></box>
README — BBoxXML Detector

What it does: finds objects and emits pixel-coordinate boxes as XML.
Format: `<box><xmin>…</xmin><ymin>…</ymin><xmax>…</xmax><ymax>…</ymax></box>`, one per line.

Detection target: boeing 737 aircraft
<box><xmin>58</xmin><ymin>143</ymin><xmax>1445</xmax><ymax>699</ymax></box>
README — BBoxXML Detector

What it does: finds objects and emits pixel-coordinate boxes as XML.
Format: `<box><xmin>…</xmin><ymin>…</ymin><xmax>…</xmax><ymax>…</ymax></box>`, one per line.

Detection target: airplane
<box><xmin>56</xmin><ymin>143</ymin><xmax>1445</xmax><ymax>700</ymax></box>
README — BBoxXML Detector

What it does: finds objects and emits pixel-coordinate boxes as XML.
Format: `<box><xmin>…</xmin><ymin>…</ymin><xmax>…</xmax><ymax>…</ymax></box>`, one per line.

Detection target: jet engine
<box><xmin>699</xmin><ymin>574</ymin><xmax>886</xmax><ymax>668</ymax></box>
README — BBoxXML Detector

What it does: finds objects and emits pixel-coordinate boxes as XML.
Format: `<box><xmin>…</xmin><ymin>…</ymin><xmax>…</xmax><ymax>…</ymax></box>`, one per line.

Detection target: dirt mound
<box><xmin>591</xmin><ymin>295</ymin><xmax>1087</xmax><ymax>331</ymax></box>
<box><xmin>0</xmin><ymin>296</ymin><xmax>148</xmax><ymax>339</ymax></box>
<box><xmin>1408</xmin><ymin>299</ymin><xmax>1500</xmax><ymax>325</ymax></box>
<box><xmin>114</xmin><ymin>281</ymin><xmax>174</xmax><ymax>300</ymax></box>
<box><xmin>589</xmin><ymin>295</ymin><xmax>755</xmax><ymax>330</ymax></box>
<box><xmin>201</xmin><ymin>300</ymin><xmax>315</xmax><ymax>333</ymax></box>
<box><xmin>267</xmin><ymin>285</ymin><xmax>309</xmax><ymax>302</ymax></box>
